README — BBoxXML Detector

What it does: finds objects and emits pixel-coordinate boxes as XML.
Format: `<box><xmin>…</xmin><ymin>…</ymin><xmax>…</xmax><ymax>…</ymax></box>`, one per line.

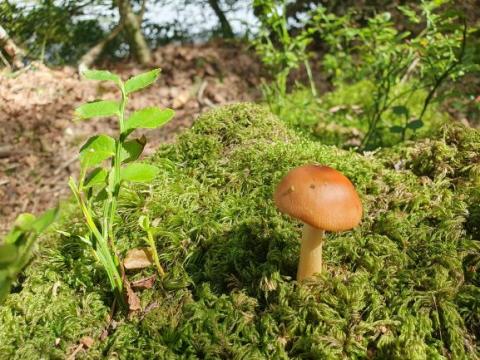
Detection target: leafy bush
<box><xmin>315</xmin><ymin>1</ymin><xmax>475</xmax><ymax>149</ymax></box>
<box><xmin>275</xmin><ymin>82</ymin><xmax>450</xmax><ymax>149</ymax></box>
<box><xmin>254</xmin><ymin>0</ymin><xmax>479</xmax><ymax>149</ymax></box>
<box><xmin>253</xmin><ymin>0</ymin><xmax>316</xmax><ymax>104</ymax></box>
<box><xmin>0</xmin><ymin>103</ymin><xmax>478</xmax><ymax>358</ymax></box>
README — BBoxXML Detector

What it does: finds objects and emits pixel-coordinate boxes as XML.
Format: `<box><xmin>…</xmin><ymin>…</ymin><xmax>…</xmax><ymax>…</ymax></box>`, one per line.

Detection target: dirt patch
<box><xmin>0</xmin><ymin>41</ymin><xmax>263</xmax><ymax>235</ymax></box>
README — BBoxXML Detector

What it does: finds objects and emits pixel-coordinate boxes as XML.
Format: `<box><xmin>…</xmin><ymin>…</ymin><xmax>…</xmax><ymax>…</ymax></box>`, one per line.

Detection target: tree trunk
<box><xmin>207</xmin><ymin>0</ymin><xmax>234</xmax><ymax>38</ymax></box>
<box><xmin>116</xmin><ymin>0</ymin><xmax>152</xmax><ymax>65</ymax></box>
<box><xmin>0</xmin><ymin>25</ymin><xmax>24</xmax><ymax>69</ymax></box>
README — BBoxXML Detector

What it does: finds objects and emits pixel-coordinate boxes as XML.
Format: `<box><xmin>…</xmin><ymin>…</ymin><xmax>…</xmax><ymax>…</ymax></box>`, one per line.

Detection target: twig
<box><xmin>0</xmin><ymin>50</ymin><xmax>11</xmax><ymax>70</ymax></box>
<box><xmin>400</xmin><ymin>57</ymin><xmax>420</xmax><ymax>84</ymax></box>
<box><xmin>99</xmin><ymin>298</ymin><xmax>117</xmax><ymax>341</ymax></box>
<box><xmin>197</xmin><ymin>80</ymin><xmax>215</xmax><ymax>108</ymax></box>
<box><xmin>137</xmin><ymin>0</ymin><xmax>148</xmax><ymax>23</ymax></box>
<box><xmin>66</xmin><ymin>343</ymin><xmax>84</xmax><ymax>360</ymax></box>
<box><xmin>418</xmin><ymin>21</ymin><xmax>467</xmax><ymax>122</ymax></box>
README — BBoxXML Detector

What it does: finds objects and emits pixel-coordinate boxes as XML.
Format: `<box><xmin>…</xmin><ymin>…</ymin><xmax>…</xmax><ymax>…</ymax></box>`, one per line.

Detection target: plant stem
<box><xmin>146</xmin><ymin>228</ymin><xmax>165</xmax><ymax>277</ymax></box>
<box><xmin>304</xmin><ymin>59</ymin><xmax>317</xmax><ymax>97</ymax></box>
<box><xmin>69</xmin><ymin>178</ymin><xmax>123</xmax><ymax>294</ymax></box>
<box><xmin>105</xmin><ymin>84</ymin><xmax>128</xmax><ymax>268</ymax></box>
<box><xmin>418</xmin><ymin>21</ymin><xmax>467</xmax><ymax>122</ymax></box>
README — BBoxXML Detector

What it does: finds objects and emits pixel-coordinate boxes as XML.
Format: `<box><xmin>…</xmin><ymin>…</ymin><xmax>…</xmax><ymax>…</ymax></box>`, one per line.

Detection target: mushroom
<box><xmin>274</xmin><ymin>164</ymin><xmax>362</xmax><ymax>281</ymax></box>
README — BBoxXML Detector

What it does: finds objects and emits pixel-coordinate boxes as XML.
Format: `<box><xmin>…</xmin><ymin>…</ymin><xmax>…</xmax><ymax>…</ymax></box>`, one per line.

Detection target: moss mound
<box><xmin>1</xmin><ymin>104</ymin><xmax>479</xmax><ymax>359</ymax></box>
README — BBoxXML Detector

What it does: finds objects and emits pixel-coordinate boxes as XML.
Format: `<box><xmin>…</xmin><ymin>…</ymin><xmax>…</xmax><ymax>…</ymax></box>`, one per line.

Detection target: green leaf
<box><xmin>82</xmin><ymin>69</ymin><xmax>120</xmax><ymax>83</ymax></box>
<box><xmin>138</xmin><ymin>215</ymin><xmax>150</xmax><ymax>230</ymax></box>
<box><xmin>0</xmin><ymin>244</ymin><xmax>18</xmax><ymax>267</ymax></box>
<box><xmin>14</xmin><ymin>213</ymin><xmax>36</xmax><ymax>231</ymax></box>
<box><xmin>4</xmin><ymin>213</ymin><xmax>36</xmax><ymax>244</ymax></box>
<box><xmin>95</xmin><ymin>188</ymin><xmax>108</xmax><ymax>202</ymax></box>
<box><xmin>125</xmin><ymin>69</ymin><xmax>161</xmax><ymax>94</ymax></box>
<box><xmin>32</xmin><ymin>207</ymin><xmax>59</xmax><ymax>234</ymax></box>
<box><xmin>407</xmin><ymin>119</ymin><xmax>424</xmax><ymax>130</ymax></box>
<box><xmin>75</xmin><ymin>100</ymin><xmax>119</xmax><ymax>120</ymax></box>
<box><xmin>120</xmin><ymin>136</ymin><xmax>146</xmax><ymax>163</ymax></box>
<box><xmin>84</xmin><ymin>168</ymin><xmax>108</xmax><ymax>188</ymax></box>
<box><xmin>121</xmin><ymin>163</ymin><xmax>159</xmax><ymax>183</ymax></box>
<box><xmin>3</xmin><ymin>229</ymin><xmax>23</xmax><ymax>245</ymax></box>
<box><xmin>392</xmin><ymin>105</ymin><xmax>409</xmax><ymax>117</ymax></box>
<box><xmin>124</xmin><ymin>107</ymin><xmax>174</xmax><ymax>132</ymax></box>
<box><xmin>389</xmin><ymin>126</ymin><xmax>404</xmax><ymax>133</ymax></box>
<box><xmin>80</xmin><ymin>135</ymin><xmax>116</xmax><ymax>168</ymax></box>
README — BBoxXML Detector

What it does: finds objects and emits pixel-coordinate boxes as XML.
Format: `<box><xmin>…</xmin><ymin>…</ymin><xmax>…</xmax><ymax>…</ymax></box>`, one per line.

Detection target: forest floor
<box><xmin>0</xmin><ymin>41</ymin><xmax>263</xmax><ymax>235</ymax></box>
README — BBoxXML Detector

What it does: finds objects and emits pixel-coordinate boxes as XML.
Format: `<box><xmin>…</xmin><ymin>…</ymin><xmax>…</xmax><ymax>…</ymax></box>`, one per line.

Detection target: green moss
<box><xmin>0</xmin><ymin>103</ymin><xmax>479</xmax><ymax>359</ymax></box>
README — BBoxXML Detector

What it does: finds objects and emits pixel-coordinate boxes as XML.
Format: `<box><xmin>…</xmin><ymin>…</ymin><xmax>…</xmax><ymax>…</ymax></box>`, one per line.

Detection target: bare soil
<box><xmin>0</xmin><ymin>41</ymin><xmax>263</xmax><ymax>235</ymax></box>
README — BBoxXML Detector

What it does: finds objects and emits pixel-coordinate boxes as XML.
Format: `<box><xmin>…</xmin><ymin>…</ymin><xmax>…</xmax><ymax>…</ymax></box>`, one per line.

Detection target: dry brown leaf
<box><xmin>124</xmin><ymin>248</ymin><xmax>153</xmax><ymax>270</ymax></box>
<box><xmin>328</xmin><ymin>105</ymin><xmax>348</xmax><ymax>113</ymax></box>
<box><xmin>131</xmin><ymin>274</ymin><xmax>157</xmax><ymax>290</ymax></box>
<box><xmin>124</xmin><ymin>278</ymin><xmax>141</xmax><ymax>312</ymax></box>
<box><xmin>80</xmin><ymin>336</ymin><xmax>94</xmax><ymax>349</ymax></box>
<box><xmin>172</xmin><ymin>89</ymin><xmax>191</xmax><ymax>109</ymax></box>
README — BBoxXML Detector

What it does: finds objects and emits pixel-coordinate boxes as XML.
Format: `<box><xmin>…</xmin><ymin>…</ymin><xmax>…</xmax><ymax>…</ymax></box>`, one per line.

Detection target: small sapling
<box><xmin>69</xmin><ymin>68</ymin><xmax>174</xmax><ymax>308</ymax></box>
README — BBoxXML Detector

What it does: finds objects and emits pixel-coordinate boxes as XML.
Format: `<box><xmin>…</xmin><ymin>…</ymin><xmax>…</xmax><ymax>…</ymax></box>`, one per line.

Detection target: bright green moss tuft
<box><xmin>0</xmin><ymin>103</ymin><xmax>479</xmax><ymax>359</ymax></box>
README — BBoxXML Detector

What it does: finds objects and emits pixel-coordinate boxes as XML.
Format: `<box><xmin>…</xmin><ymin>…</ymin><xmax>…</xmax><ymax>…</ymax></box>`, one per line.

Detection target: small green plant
<box><xmin>252</xmin><ymin>0</ymin><xmax>315</xmax><ymax>108</ymax></box>
<box><xmin>138</xmin><ymin>215</ymin><xmax>165</xmax><ymax>277</ymax></box>
<box><xmin>389</xmin><ymin>105</ymin><xmax>424</xmax><ymax>142</ymax></box>
<box><xmin>69</xmin><ymin>68</ymin><xmax>174</xmax><ymax>307</ymax></box>
<box><xmin>0</xmin><ymin>208</ymin><xmax>58</xmax><ymax>303</ymax></box>
<box><xmin>313</xmin><ymin>1</ymin><xmax>474</xmax><ymax>149</ymax></box>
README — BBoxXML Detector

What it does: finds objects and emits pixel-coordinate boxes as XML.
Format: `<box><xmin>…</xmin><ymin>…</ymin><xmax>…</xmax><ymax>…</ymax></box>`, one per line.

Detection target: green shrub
<box><xmin>0</xmin><ymin>104</ymin><xmax>478</xmax><ymax>358</ymax></box>
<box><xmin>275</xmin><ymin>83</ymin><xmax>450</xmax><ymax>149</ymax></box>
<box><xmin>254</xmin><ymin>0</ymin><xmax>478</xmax><ymax>150</ymax></box>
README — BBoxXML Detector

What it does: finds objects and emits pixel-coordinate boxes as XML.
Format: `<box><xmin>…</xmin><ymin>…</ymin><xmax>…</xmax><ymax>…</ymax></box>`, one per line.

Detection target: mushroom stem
<box><xmin>297</xmin><ymin>223</ymin><xmax>324</xmax><ymax>281</ymax></box>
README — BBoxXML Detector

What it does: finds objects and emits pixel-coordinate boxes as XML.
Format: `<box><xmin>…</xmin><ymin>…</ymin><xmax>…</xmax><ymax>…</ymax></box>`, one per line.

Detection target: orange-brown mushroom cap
<box><xmin>274</xmin><ymin>165</ymin><xmax>362</xmax><ymax>232</ymax></box>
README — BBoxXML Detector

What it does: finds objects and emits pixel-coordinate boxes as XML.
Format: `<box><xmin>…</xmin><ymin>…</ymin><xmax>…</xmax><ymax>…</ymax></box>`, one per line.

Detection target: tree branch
<box><xmin>418</xmin><ymin>21</ymin><xmax>468</xmax><ymax>121</ymax></box>
<box><xmin>207</xmin><ymin>0</ymin><xmax>234</xmax><ymax>38</ymax></box>
<box><xmin>78</xmin><ymin>23</ymin><xmax>124</xmax><ymax>73</ymax></box>
<box><xmin>0</xmin><ymin>25</ymin><xmax>24</xmax><ymax>69</ymax></box>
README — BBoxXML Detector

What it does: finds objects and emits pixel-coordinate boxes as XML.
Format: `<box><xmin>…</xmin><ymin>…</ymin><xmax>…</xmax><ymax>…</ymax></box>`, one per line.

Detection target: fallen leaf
<box><xmin>80</xmin><ymin>336</ymin><xmax>94</xmax><ymax>349</ymax></box>
<box><xmin>131</xmin><ymin>274</ymin><xmax>157</xmax><ymax>290</ymax></box>
<box><xmin>99</xmin><ymin>329</ymin><xmax>109</xmax><ymax>341</ymax></box>
<box><xmin>124</xmin><ymin>248</ymin><xmax>153</xmax><ymax>270</ymax></box>
<box><xmin>328</xmin><ymin>105</ymin><xmax>347</xmax><ymax>113</ymax></box>
<box><xmin>124</xmin><ymin>278</ymin><xmax>141</xmax><ymax>312</ymax></box>
<box><xmin>52</xmin><ymin>281</ymin><xmax>61</xmax><ymax>297</ymax></box>
<box><xmin>172</xmin><ymin>89</ymin><xmax>191</xmax><ymax>109</ymax></box>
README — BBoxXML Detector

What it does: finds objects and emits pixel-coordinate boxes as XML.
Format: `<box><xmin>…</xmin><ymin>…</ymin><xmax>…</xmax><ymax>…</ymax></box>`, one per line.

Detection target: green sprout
<box><xmin>69</xmin><ymin>68</ymin><xmax>174</xmax><ymax>307</ymax></box>
<box><xmin>138</xmin><ymin>215</ymin><xmax>165</xmax><ymax>277</ymax></box>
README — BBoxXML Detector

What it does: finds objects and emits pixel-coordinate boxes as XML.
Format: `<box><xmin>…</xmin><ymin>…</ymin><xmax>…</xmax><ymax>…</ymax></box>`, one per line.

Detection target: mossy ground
<box><xmin>0</xmin><ymin>104</ymin><xmax>479</xmax><ymax>359</ymax></box>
